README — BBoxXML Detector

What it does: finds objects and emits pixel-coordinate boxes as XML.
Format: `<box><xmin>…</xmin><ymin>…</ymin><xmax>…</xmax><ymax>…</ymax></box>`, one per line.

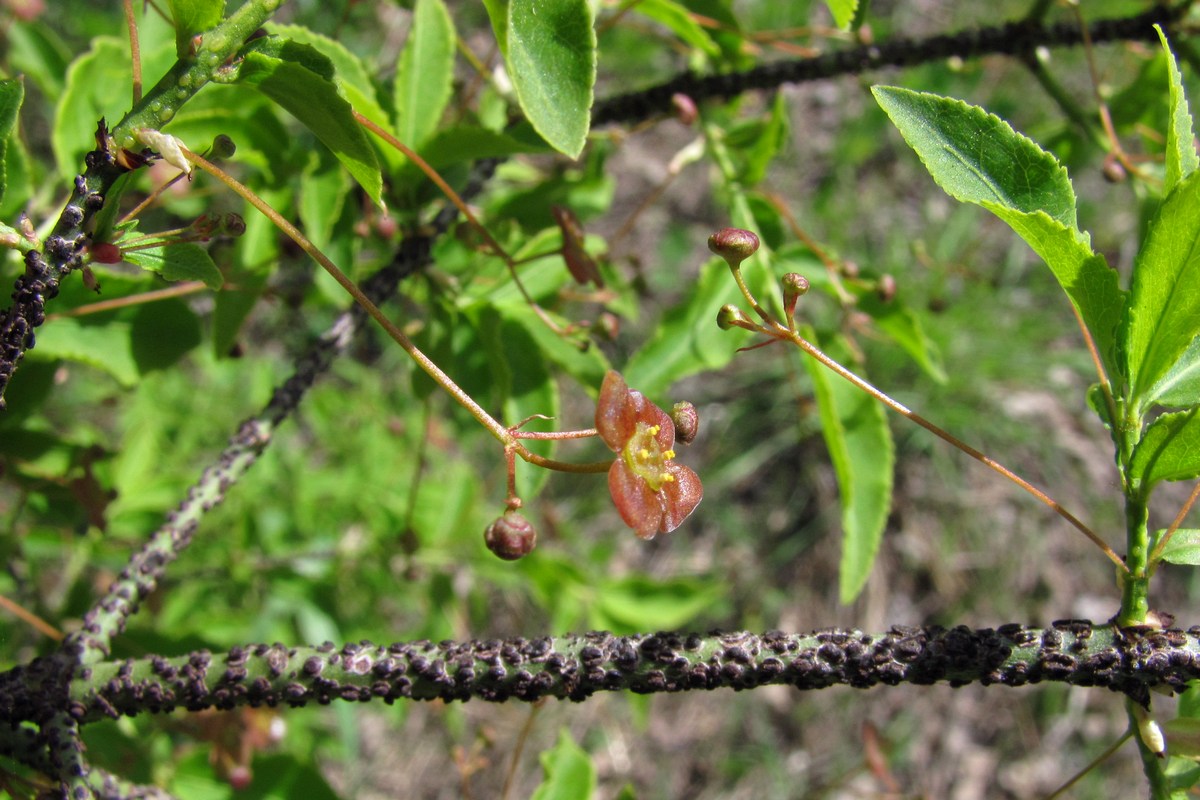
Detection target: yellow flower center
<box><xmin>622</xmin><ymin>423</ymin><xmax>676</xmax><ymax>492</ymax></box>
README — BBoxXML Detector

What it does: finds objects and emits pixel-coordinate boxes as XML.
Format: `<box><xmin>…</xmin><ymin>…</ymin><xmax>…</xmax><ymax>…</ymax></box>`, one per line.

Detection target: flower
<box><xmin>595</xmin><ymin>371</ymin><xmax>703</xmax><ymax>539</ymax></box>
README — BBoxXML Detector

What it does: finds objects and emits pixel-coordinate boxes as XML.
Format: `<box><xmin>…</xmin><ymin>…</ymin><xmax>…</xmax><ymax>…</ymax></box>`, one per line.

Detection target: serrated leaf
<box><xmin>167</xmin><ymin>0</ymin><xmax>225</xmax><ymax>58</ymax></box>
<box><xmin>531</xmin><ymin>730</ymin><xmax>596</xmax><ymax>800</ymax></box>
<box><xmin>507</xmin><ymin>0</ymin><xmax>595</xmax><ymax>159</ymax></box>
<box><xmin>124</xmin><ymin>243</ymin><xmax>223</xmax><ymax>290</ymax></box>
<box><xmin>1124</xmin><ymin>171</ymin><xmax>1200</xmax><ymax>408</ymax></box>
<box><xmin>1147</xmin><ymin>336</ymin><xmax>1200</xmax><ymax>409</ymax></box>
<box><xmin>236</xmin><ymin>50</ymin><xmax>383</xmax><ymax>206</ymax></box>
<box><xmin>0</xmin><ymin>78</ymin><xmax>24</xmax><ymax>207</ymax></box>
<box><xmin>395</xmin><ymin>0</ymin><xmax>456</xmax><ymax>153</ymax></box>
<box><xmin>1153</xmin><ymin>529</ymin><xmax>1200</xmax><ymax>566</ymax></box>
<box><xmin>802</xmin><ymin>332</ymin><xmax>894</xmax><ymax>604</ymax></box>
<box><xmin>825</xmin><ymin>0</ymin><xmax>859</xmax><ymax>28</ymax></box>
<box><xmin>263</xmin><ymin>23</ymin><xmax>401</xmax><ymax>173</ymax></box>
<box><xmin>873</xmin><ymin>86</ymin><xmax>1126</xmax><ymax>377</ymax></box>
<box><xmin>873</xmin><ymin>86</ymin><xmax>1078</xmax><ymax>228</ymax></box>
<box><xmin>1130</xmin><ymin>408</ymin><xmax>1200</xmax><ymax>489</ymax></box>
<box><xmin>980</xmin><ymin>209</ymin><xmax>1124</xmax><ymax>378</ymax></box>
<box><xmin>1156</xmin><ymin>26</ymin><xmax>1198</xmax><ymax>193</ymax></box>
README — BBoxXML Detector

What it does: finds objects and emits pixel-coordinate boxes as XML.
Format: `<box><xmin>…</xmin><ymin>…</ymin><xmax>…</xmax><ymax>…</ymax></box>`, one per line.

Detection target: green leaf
<box><xmin>856</xmin><ymin>290</ymin><xmax>947</xmax><ymax>383</ymax></box>
<box><xmin>1156</xmin><ymin>26</ymin><xmax>1198</xmax><ymax>193</ymax></box>
<box><xmin>982</xmin><ymin>210</ymin><xmax>1124</xmax><ymax>378</ymax></box>
<box><xmin>1147</xmin><ymin>336</ymin><xmax>1200</xmax><ymax>409</ymax></box>
<box><xmin>1153</xmin><ymin>529</ymin><xmax>1200</xmax><ymax>566</ymax></box>
<box><xmin>7</xmin><ymin>20</ymin><xmax>71</xmax><ymax>101</ymax></box>
<box><xmin>802</xmin><ymin>332</ymin><xmax>894</xmax><ymax>604</ymax></box>
<box><xmin>128</xmin><ymin>300</ymin><xmax>203</xmax><ymax>374</ymax></box>
<box><xmin>1130</xmin><ymin>408</ymin><xmax>1200</xmax><ymax>489</ymax></box>
<box><xmin>507</xmin><ymin>0</ymin><xmax>596</xmax><ymax>159</ymax></box>
<box><xmin>123</xmin><ymin>243</ymin><xmax>223</xmax><ymax>290</ymax></box>
<box><xmin>623</xmin><ymin>258</ymin><xmax>747</xmax><ymax>397</ymax></box>
<box><xmin>873</xmin><ymin>86</ymin><xmax>1125</xmax><ymax>377</ymax></box>
<box><xmin>594</xmin><ymin>575</ymin><xmax>724</xmax><ymax>634</ymax></box>
<box><xmin>0</xmin><ymin>78</ymin><xmax>25</xmax><ymax>207</ymax></box>
<box><xmin>236</xmin><ymin>50</ymin><xmax>383</xmax><ymax>206</ymax></box>
<box><xmin>483</xmin><ymin>0</ymin><xmax>509</xmax><ymax>55</ymax></box>
<box><xmin>264</xmin><ymin>23</ymin><xmax>400</xmax><ymax>172</ymax></box>
<box><xmin>167</xmin><ymin>0</ymin><xmax>226</xmax><ymax>58</ymax></box>
<box><xmin>530</xmin><ymin>730</ymin><xmax>596</xmax><ymax>800</ymax></box>
<box><xmin>53</xmin><ymin>37</ymin><xmax>131</xmax><ymax>180</ymax></box>
<box><xmin>872</xmin><ymin>86</ymin><xmax>1078</xmax><ymax>229</ymax></box>
<box><xmin>1123</xmin><ymin>171</ymin><xmax>1200</xmax><ymax>408</ymax></box>
<box><xmin>740</xmin><ymin>92</ymin><xmax>789</xmax><ymax>187</ymax></box>
<box><xmin>631</xmin><ymin>0</ymin><xmax>721</xmax><ymax>58</ymax></box>
<box><xmin>29</xmin><ymin>317</ymin><xmax>140</xmax><ymax>387</ymax></box>
<box><xmin>395</xmin><ymin>0</ymin><xmax>456</xmax><ymax>153</ymax></box>
<box><xmin>825</xmin><ymin>0</ymin><xmax>859</xmax><ymax>28</ymax></box>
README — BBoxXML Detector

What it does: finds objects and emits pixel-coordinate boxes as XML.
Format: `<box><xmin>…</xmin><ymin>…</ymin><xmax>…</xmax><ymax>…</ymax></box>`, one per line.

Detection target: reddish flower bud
<box><xmin>484</xmin><ymin>510</ymin><xmax>537</xmax><ymax>560</ymax></box>
<box><xmin>671</xmin><ymin>93</ymin><xmax>698</xmax><ymax>126</ymax></box>
<box><xmin>670</xmin><ymin>401</ymin><xmax>699</xmax><ymax>445</ymax></box>
<box><xmin>89</xmin><ymin>241</ymin><xmax>123</xmax><ymax>264</ymax></box>
<box><xmin>782</xmin><ymin>272</ymin><xmax>810</xmax><ymax>317</ymax></box>
<box><xmin>595</xmin><ymin>311</ymin><xmax>620</xmax><ymax>341</ymax></box>
<box><xmin>192</xmin><ymin>212</ymin><xmax>223</xmax><ymax>239</ymax></box>
<box><xmin>707</xmin><ymin>228</ymin><xmax>760</xmax><ymax>268</ymax></box>
<box><xmin>552</xmin><ymin>205</ymin><xmax>603</xmax><ymax>287</ymax></box>
<box><xmin>877</xmin><ymin>274</ymin><xmax>897</xmax><ymax>303</ymax></box>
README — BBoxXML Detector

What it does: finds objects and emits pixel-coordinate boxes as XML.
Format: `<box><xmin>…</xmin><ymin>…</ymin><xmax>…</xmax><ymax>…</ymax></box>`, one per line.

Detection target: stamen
<box><xmin>664</xmin><ymin>449</ymin><xmax>675</xmax><ymax>459</ymax></box>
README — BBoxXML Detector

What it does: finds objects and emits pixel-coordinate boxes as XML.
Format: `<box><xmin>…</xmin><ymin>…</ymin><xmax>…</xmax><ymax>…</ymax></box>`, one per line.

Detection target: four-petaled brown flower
<box><xmin>595</xmin><ymin>371</ymin><xmax>703</xmax><ymax>539</ymax></box>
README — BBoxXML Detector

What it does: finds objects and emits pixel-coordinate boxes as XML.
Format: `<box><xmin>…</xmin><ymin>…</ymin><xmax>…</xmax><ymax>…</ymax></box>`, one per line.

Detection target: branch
<box><xmin>4</xmin><ymin>622</ymin><xmax>1196</xmax><ymax>729</ymax></box>
<box><xmin>593</xmin><ymin>5</ymin><xmax>1183</xmax><ymax>125</ymax></box>
<box><xmin>0</xmin><ymin>0</ymin><xmax>286</xmax><ymax>408</ymax></box>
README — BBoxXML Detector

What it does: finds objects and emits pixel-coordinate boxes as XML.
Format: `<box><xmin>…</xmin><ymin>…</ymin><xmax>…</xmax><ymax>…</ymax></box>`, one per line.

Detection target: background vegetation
<box><xmin>2</xmin><ymin>0</ymin><xmax>1199</xmax><ymax>797</ymax></box>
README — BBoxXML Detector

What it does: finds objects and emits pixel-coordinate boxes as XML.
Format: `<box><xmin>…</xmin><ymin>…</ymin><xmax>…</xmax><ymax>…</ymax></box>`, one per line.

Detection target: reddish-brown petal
<box><xmin>608</xmin><ymin>461</ymin><xmax>665</xmax><ymax>539</ymax></box>
<box><xmin>596</xmin><ymin>371</ymin><xmax>638</xmax><ymax>450</ymax></box>
<box><xmin>659</xmin><ymin>464</ymin><xmax>703</xmax><ymax>533</ymax></box>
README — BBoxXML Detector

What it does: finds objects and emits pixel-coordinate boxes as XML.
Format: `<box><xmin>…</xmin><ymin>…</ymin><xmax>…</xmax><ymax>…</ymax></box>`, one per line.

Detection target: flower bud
<box><xmin>707</xmin><ymin>228</ymin><xmax>760</xmax><ymax>269</ymax></box>
<box><xmin>484</xmin><ymin>510</ymin><xmax>537</xmax><ymax>560</ymax></box>
<box><xmin>781</xmin><ymin>272</ymin><xmax>810</xmax><ymax>317</ymax></box>
<box><xmin>222</xmin><ymin>212</ymin><xmax>247</xmax><ymax>237</ymax></box>
<box><xmin>877</xmin><ymin>273</ymin><xmax>897</xmax><ymax>303</ymax></box>
<box><xmin>192</xmin><ymin>212</ymin><xmax>223</xmax><ymax>239</ymax></box>
<box><xmin>671</xmin><ymin>93</ymin><xmax>698</xmax><ymax>126</ymax></box>
<box><xmin>1102</xmin><ymin>159</ymin><xmax>1127</xmax><ymax>184</ymax></box>
<box><xmin>670</xmin><ymin>401</ymin><xmax>699</xmax><ymax>444</ymax></box>
<box><xmin>595</xmin><ymin>311</ymin><xmax>620</xmax><ymax>341</ymax></box>
<box><xmin>717</xmin><ymin>304</ymin><xmax>753</xmax><ymax>331</ymax></box>
<box><xmin>89</xmin><ymin>241</ymin><xmax>123</xmax><ymax>264</ymax></box>
<box><xmin>209</xmin><ymin>134</ymin><xmax>237</xmax><ymax>160</ymax></box>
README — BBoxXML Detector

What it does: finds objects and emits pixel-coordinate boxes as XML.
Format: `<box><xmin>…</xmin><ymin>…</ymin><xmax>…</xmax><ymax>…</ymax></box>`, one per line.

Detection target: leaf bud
<box><xmin>484</xmin><ymin>510</ymin><xmax>537</xmax><ymax>560</ymax></box>
<box><xmin>707</xmin><ymin>228</ymin><xmax>760</xmax><ymax>269</ymax></box>
<box><xmin>670</xmin><ymin>401</ymin><xmax>699</xmax><ymax>445</ymax></box>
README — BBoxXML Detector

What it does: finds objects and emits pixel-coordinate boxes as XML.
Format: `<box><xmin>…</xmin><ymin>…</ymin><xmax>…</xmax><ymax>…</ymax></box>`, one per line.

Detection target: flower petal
<box><xmin>596</xmin><ymin>371</ymin><xmax>637</xmax><ymax>450</ymax></box>
<box><xmin>608</xmin><ymin>461</ymin><xmax>664</xmax><ymax>539</ymax></box>
<box><xmin>658</xmin><ymin>464</ymin><xmax>703</xmax><ymax>534</ymax></box>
